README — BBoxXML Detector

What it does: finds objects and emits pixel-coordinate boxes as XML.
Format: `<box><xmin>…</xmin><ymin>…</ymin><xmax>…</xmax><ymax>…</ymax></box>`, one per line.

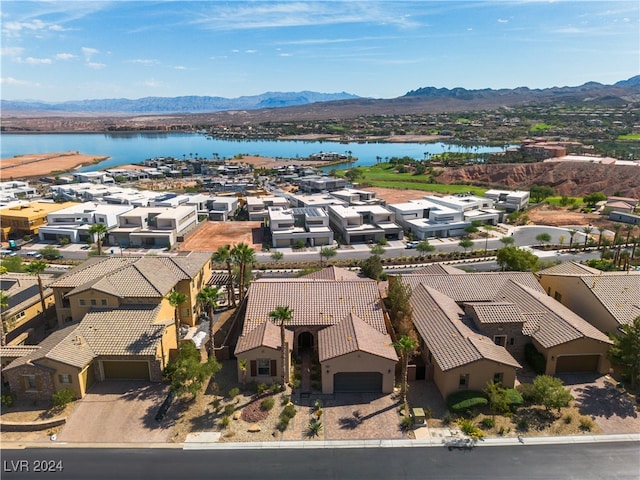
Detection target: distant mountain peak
<box><xmin>0</xmin><ymin>91</ymin><xmax>360</xmax><ymax>114</ymax></box>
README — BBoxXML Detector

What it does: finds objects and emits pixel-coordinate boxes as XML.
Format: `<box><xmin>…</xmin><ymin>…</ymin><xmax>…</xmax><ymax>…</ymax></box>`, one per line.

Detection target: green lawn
<box><xmin>529</xmin><ymin>123</ymin><xmax>555</xmax><ymax>133</ymax></box>
<box><xmin>617</xmin><ymin>133</ymin><xmax>640</xmax><ymax>141</ymax></box>
<box><xmin>337</xmin><ymin>163</ymin><xmax>486</xmax><ymax>195</ymax></box>
<box><xmin>545</xmin><ymin>196</ymin><xmax>584</xmax><ymax>206</ymax></box>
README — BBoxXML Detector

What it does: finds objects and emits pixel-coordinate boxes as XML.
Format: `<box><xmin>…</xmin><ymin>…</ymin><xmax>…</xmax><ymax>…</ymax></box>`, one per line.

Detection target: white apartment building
<box><xmin>483</xmin><ymin>190</ymin><xmax>530</xmax><ymax>213</ymax></box>
<box><xmin>286</xmin><ymin>193</ymin><xmax>347</xmax><ymax>209</ymax></box>
<box><xmin>268</xmin><ymin>206</ymin><xmax>333</xmax><ymax>248</ymax></box>
<box><xmin>0</xmin><ymin>181</ymin><xmax>37</xmax><ymax>200</ymax></box>
<box><xmin>246</xmin><ymin>196</ymin><xmax>289</xmax><ymax>221</ymax></box>
<box><xmin>72</xmin><ymin>171</ymin><xmax>114</xmax><ymax>184</ymax></box>
<box><xmin>38</xmin><ymin>202</ymin><xmax>134</xmax><ymax>243</ymax></box>
<box><xmin>108</xmin><ymin>205</ymin><xmax>198</xmax><ymax>248</ymax></box>
<box><xmin>328</xmin><ymin>204</ymin><xmax>403</xmax><ymax>244</ymax></box>
<box><xmin>330</xmin><ymin>188</ymin><xmax>380</xmax><ymax>206</ymax></box>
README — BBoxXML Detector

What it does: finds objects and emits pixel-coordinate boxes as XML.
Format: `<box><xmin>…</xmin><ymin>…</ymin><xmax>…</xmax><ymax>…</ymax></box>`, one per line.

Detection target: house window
<box><xmin>90</xmin><ymin>299</ymin><xmax>97</xmax><ymax>306</ymax></box>
<box><xmin>257</xmin><ymin>359</ymin><xmax>271</xmax><ymax>376</ymax></box>
<box><xmin>509</xmin><ymin>337</ymin><xmax>515</xmax><ymax>346</ymax></box>
<box><xmin>493</xmin><ymin>335</ymin><xmax>507</xmax><ymax>347</ymax></box>
<box><xmin>459</xmin><ymin>374</ymin><xmax>469</xmax><ymax>388</ymax></box>
<box><xmin>59</xmin><ymin>374</ymin><xmax>72</xmax><ymax>384</ymax></box>
<box><xmin>79</xmin><ymin>299</ymin><xmax>86</xmax><ymax>306</ymax></box>
<box><xmin>101</xmin><ymin>299</ymin><xmax>107</xmax><ymax>306</ymax></box>
<box><xmin>493</xmin><ymin>372</ymin><xmax>504</xmax><ymax>385</ymax></box>
<box><xmin>23</xmin><ymin>375</ymin><xmax>37</xmax><ymax>391</ymax></box>
<box><xmin>554</xmin><ymin>291</ymin><xmax>562</xmax><ymax>302</ymax></box>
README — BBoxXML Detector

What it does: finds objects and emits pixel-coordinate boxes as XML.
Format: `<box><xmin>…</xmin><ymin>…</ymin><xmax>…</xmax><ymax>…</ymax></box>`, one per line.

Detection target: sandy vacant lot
<box><xmin>367</xmin><ymin>186</ymin><xmax>428</xmax><ymax>203</ymax></box>
<box><xmin>178</xmin><ymin>221</ymin><xmax>263</xmax><ymax>252</ymax></box>
<box><xmin>0</xmin><ymin>151</ymin><xmax>108</xmax><ymax>179</ymax></box>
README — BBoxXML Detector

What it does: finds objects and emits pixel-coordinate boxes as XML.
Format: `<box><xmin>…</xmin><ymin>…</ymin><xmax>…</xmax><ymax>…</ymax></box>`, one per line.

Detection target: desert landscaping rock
<box><xmin>248</xmin><ymin>424</ymin><xmax>261</xmax><ymax>432</ymax></box>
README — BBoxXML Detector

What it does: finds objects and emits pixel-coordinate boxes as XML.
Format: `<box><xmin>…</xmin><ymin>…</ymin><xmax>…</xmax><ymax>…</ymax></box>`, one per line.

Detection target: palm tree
<box><xmin>88</xmin><ymin>223</ymin><xmax>109</xmax><ymax>256</ymax></box>
<box><xmin>597</xmin><ymin>226</ymin><xmax>606</xmax><ymax>250</ymax></box>
<box><xmin>1</xmin><ymin>290</ymin><xmax>11</xmax><ymax>347</ymax></box>
<box><xmin>231</xmin><ymin>243</ymin><xmax>256</xmax><ymax>303</ymax></box>
<box><xmin>197</xmin><ymin>286</ymin><xmax>223</xmax><ymax>356</ymax></box>
<box><xmin>568</xmin><ymin>229</ymin><xmax>578</xmax><ymax>250</ymax></box>
<box><xmin>213</xmin><ymin>245</ymin><xmax>236</xmax><ymax>307</ymax></box>
<box><xmin>393</xmin><ymin>334</ymin><xmax>418</xmax><ymax>414</ymax></box>
<box><xmin>167</xmin><ymin>291</ymin><xmax>187</xmax><ymax>347</ymax></box>
<box><xmin>269</xmin><ymin>306</ymin><xmax>293</xmax><ymax>387</ymax></box>
<box><xmin>582</xmin><ymin>226</ymin><xmax>593</xmax><ymax>250</ymax></box>
<box><xmin>24</xmin><ymin>260</ymin><xmax>48</xmax><ymax>327</ymax></box>
<box><xmin>482</xmin><ymin>225</ymin><xmax>493</xmax><ymax>256</ymax></box>
<box><xmin>624</xmin><ymin>224</ymin><xmax>635</xmax><ymax>245</ymax></box>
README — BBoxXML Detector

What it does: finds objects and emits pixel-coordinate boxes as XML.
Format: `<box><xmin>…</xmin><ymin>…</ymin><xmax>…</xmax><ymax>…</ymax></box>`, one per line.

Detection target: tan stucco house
<box><xmin>396</xmin><ymin>270</ymin><xmax>613</xmax><ymax>398</ymax></box>
<box><xmin>234</xmin><ymin>266</ymin><xmax>398</xmax><ymax>394</ymax></box>
<box><xmin>536</xmin><ymin>262</ymin><xmax>640</xmax><ymax>336</ymax></box>
<box><xmin>2</xmin><ymin>251</ymin><xmax>213</xmax><ymax>400</ymax></box>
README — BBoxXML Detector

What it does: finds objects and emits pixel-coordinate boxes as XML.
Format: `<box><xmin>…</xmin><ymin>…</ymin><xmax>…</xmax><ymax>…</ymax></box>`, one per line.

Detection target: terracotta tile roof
<box><xmin>400</xmin><ymin>272</ymin><xmax>545</xmax><ymax>302</ymax></box>
<box><xmin>302</xmin><ymin>265</ymin><xmax>366</xmax><ymax>281</ymax></box>
<box><xmin>494</xmin><ymin>281</ymin><xmax>612</xmax><ymax>348</ymax></box>
<box><xmin>578</xmin><ymin>274</ymin><xmax>640</xmax><ymax>327</ymax></box>
<box><xmin>0</xmin><ymin>345</ymin><xmax>40</xmax><ymax>359</ymax></box>
<box><xmin>3</xmin><ymin>305</ymin><xmax>170</xmax><ymax>371</ymax></box>
<box><xmin>3</xmin><ymin>323</ymin><xmax>86</xmax><ymax>370</ymax></box>
<box><xmin>234</xmin><ymin>321</ymin><xmax>294</xmax><ymax>355</ymax></box>
<box><xmin>0</xmin><ymin>273</ymin><xmax>55</xmax><ymax>316</ymax></box>
<box><xmin>409</xmin><ymin>283</ymin><xmax>521</xmax><ymax>371</ymax></box>
<box><xmin>318</xmin><ymin>313</ymin><xmax>398</xmax><ymax>362</ymax></box>
<box><xmin>243</xmin><ymin>280</ymin><xmax>386</xmax><ymax>335</ymax></box>
<box><xmin>536</xmin><ymin>261</ymin><xmax>601</xmax><ymax>276</ymax></box>
<box><xmin>412</xmin><ymin>264</ymin><xmax>466</xmax><ymax>275</ymax></box>
<box><xmin>465</xmin><ymin>302</ymin><xmax>526</xmax><ymax>324</ymax></box>
<box><xmin>52</xmin><ymin>253</ymin><xmax>209</xmax><ymax>299</ymax></box>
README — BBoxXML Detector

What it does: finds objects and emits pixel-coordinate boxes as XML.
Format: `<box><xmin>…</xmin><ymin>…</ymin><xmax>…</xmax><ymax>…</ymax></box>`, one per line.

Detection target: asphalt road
<box><xmin>2</xmin><ymin>443</ymin><xmax>639</xmax><ymax>480</ymax></box>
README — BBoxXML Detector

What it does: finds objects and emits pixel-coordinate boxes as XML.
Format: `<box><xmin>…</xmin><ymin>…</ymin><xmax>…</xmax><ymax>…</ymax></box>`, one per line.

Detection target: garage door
<box><xmin>556</xmin><ymin>355</ymin><xmax>600</xmax><ymax>373</ymax></box>
<box><xmin>102</xmin><ymin>361</ymin><xmax>150</xmax><ymax>380</ymax></box>
<box><xmin>334</xmin><ymin>372</ymin><xmax>382</xmax><ymax>393</ymax></box>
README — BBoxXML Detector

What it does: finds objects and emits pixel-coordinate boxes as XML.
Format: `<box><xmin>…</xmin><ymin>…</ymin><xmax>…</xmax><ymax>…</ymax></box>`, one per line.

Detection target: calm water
<box><xmin>0</xmin><ymin>132</ymin><xmax>504</xmax><ymax>172</ymax></box>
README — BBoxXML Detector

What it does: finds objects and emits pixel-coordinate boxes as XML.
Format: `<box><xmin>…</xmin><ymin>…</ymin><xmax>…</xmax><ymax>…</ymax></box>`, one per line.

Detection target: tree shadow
<box><xmin>573</xmin><ymin>384</ymin><xmax>638</xmax><ymax>420</ymax></box>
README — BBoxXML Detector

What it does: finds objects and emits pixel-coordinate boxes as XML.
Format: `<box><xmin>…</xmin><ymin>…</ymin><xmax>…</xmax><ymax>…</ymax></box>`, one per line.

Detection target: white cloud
<box><xmin>56</xmin><ymin>53</ymin><xmax>76</xmax><ymax>60</ymax></box>
<box><xmin>81</xmin><ymin>47</ymin><xmax>99</xmax><ymax>60</ymax></box>
<box><xmin>127</xmin><ymin>58</ymin><xmax>159</xmax><ymax>66</ymax></box>
<box><xmin>245</xmin><ymin>49</ymin><xmax>257</xmax><ymax>54</ymax></box>
<box><xmin>1</xmin><ymin>46</ymin><xmax>24</xmax><ymax>57</ymax></box>
<box><xmin>86</xmin><ymin>62</ymin><xmax>106</xmax><ymax>70</ymax></box>
<box><xmin>142</xmin><ymin>79</ymin><xmax>164</xmax><ymax>88</ymax></box>
<box><xmin>24</xmin><ymin>57</ymin><xmax>52</xmax><ymax>65</ymax></box>
<box><xmin>174</xmin><ymin>65</ymin><xmax>187</xmax><ymax>70</ymax></box>
<box><xmin>3</xmin><ymin>19</ymin><xmax>46</xmax><ymax>32</ymax></box>
<box><xmin>1</xmin><ymin>76</ymin><xmax>39</xmax><ymax>86</ymax></box>
<box><xmin>497</xmin><ymin>18</ymin><xmax>509</xmax><ymax>24</ymax></box>
<box><xmin>279</xmin><ymin>53</ymin><xmax>292</xmax><ymax>57</ymax></box>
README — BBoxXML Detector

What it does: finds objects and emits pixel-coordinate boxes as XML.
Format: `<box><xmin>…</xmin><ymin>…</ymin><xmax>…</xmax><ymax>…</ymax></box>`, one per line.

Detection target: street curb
<box><xmin>3</xmin><ymin>433</ymin><xmax>638</xmax><ymax>450</ymax></box>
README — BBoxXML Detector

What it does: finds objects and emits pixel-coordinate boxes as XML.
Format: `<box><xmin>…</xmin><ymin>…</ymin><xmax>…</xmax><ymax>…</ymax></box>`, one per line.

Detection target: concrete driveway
<box><xmin>57</xmin><ymin>381</ymin><xmax>174</xmax><ymax>443</ymax></box>
<box><xmin>559</xmin><ymin>373</ymin><xmax>640</xmax><ymax>434</ymax></box>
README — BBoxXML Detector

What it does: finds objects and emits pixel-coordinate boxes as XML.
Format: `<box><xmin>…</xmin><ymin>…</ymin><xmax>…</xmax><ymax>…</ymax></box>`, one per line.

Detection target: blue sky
<box><xmin>1</xmin><ymin>1</ymin><xmax>638</xmax><ymax>102</ymax></box>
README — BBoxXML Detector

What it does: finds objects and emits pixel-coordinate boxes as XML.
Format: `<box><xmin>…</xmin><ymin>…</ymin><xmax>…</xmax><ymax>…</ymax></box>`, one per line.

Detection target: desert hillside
<box><xmin>436</xmin><ymin>162</ymin><xmax>640</xmax><ymax>198</ymax></box>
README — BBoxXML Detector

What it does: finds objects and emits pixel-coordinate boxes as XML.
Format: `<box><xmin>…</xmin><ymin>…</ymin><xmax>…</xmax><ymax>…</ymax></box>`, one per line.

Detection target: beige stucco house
<box><xmin>536</xmin><ymin>262</ymin><xmax>640</xmax><ymax>336</ymax></box>
<box><xmin>233</xmin><ymin>266</ymin><xmax>398</xmax><ymax>394</ymax></box>
<box><xmin>396</xmin><ymin>270</ymin><xmax>613</xmax><ymax>398</ymax></box>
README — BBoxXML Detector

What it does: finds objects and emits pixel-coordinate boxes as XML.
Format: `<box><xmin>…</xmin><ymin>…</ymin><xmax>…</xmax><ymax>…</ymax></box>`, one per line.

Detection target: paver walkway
<box><xmin>300</xmin><ymin>349</ymin><xmax>312</xmax><ymax>393</ymax></box>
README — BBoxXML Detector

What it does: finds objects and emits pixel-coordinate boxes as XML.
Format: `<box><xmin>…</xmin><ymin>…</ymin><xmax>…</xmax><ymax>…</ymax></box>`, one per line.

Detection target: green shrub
<box><xmin>261</xmin><ymin>397</ymin><xmax>275</xmax><ymax>411</ymax></box>
<box><xmin>223</xmin><ymin>404</ymin><xmax>236</xmax><ymax>416</ymax></box>
<box><xmin>306</xmin><ymin>419</ymin><xmax>323</xmax><ymax>437</ymax></box>
<box><xmin>277</xmin><ymin>416</ymin><xmax>290</xmax><ymax>431</ymax></box>
<box><xmin>220</xmin><ymin>415</ymin><xmax>231</xmax><ymax>428</ymax></box>
<box><xmin>517</xmin><ymin>418</ymin><xmax>529</xmax><ymax>431</ymax></box>
<box><xmin>524</xmin><ymin>343</ymin><xmax>546</xmax><ymax>375</ymax></box>
<box><xmin>269</xmin><ymin>383</ymin><xmax>283</xmax><ymax>394</ymax></box>
<box><xmin>481</xmin><ymin>417</ymin><xmax>496</xmax><ymax>429</ymax></box>
<box><xmin>456</xmin><ymin>418</ymin><xmax>484</xmax><ymax>439</ymax></box>
<box><xmin>564</xmin><ymin>414</ymin><xmax>573</xmax><ymax>424</ymax></box>
<box><xmin>211</xmin><ymin>398</ymin><xmax>221</xmax><ymax>411</ymax></box>
<box><xmin>400</xmin><ymin>416</ymin><xmax>413</xmax><ymax>431</ymax></box>
<box><xmin>282</xmin><ymin>403</ymin><xmax>297</xmax><ymax>419</ymax></box>
<box><xmin>442</xmin><ymin>413</ymin><xmax>452</xmax><ymax>425</ymax></box>
<box><xmin>52</xmin><ymin>389</ymin><xmax>74</xmax><ymax>407</ymax></box>
<box><xmin>516</xmin><ymin>383</ymin><xmax>538</xmax><ymax>404</ymax></box>
<box><xmin>256</xmin><ymin>383</ymin><xmax>268</xmax><ymax>395</ymax></box>
<box><xmin>447</xmin><ymin>390</ymin><xmax>488</xmax><ymax>412</ymax></box>
<box><xmin>228</xmin><ymin>387</ymin><xmax>240</xmax><ymax>399</ymax></box>
<box><xmin>1</xmin><ymin>393</ymin><xmax>15</xmax><ymax>407</ymax></box>
<box><xmin>505</xmin><ymin>388</ymin><xmax>524</xmax><ymax>408</ymax></box>
<box><xmin>498</xmin><ymin>426</ymin><xmax>506</xmax><ymax>436</ymax></box>
<box><xmin>280</xmin><ymin>395</ymin><xmax>291</xmax><ymax>406</ymax></box>
<box><xmin>579</xmin><ymin>417</ymin><xmax>594</xmax><ymax>431</ymax></box>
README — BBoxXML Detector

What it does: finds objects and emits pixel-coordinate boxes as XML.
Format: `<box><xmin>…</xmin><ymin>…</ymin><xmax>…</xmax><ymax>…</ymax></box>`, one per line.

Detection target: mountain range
<box><xmin>1</xmin><ymin>76</ymin><xmax>638</xmax><ymax>119</ymax></box>
<box><xmin>0</xmin><ymin>91</ymin><xmax>360</xmax><ymax>114</ymax></box>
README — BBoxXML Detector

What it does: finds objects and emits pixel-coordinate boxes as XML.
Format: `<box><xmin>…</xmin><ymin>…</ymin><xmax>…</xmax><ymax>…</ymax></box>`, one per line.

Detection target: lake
<box><xmin>0</xmin><ymin>132</ymin><xmax>505</xmax><ymax>171</ymax></box>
